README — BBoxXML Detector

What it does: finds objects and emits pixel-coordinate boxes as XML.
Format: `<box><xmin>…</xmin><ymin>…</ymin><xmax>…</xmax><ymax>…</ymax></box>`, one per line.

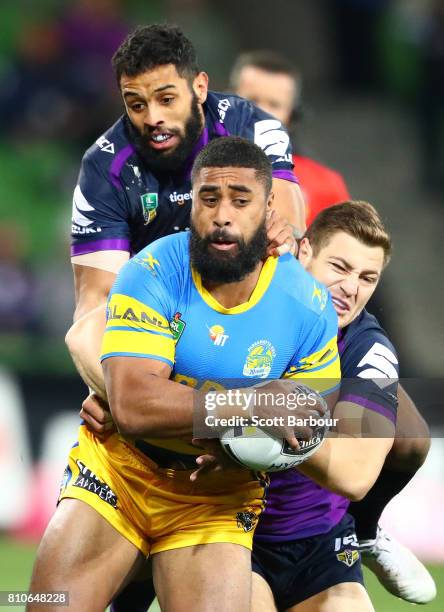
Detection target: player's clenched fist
<box><xmin>80</xmin><ymin>392</ymin><xmax>116</xmax><ymax>437</ymax></box>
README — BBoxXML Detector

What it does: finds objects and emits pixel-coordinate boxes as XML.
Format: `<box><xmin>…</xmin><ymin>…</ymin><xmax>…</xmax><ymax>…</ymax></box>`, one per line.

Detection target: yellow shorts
<box><xmin>59</xmin><ymin>425</ymin><xmax>267</xmax><ymax>557</ymax></box>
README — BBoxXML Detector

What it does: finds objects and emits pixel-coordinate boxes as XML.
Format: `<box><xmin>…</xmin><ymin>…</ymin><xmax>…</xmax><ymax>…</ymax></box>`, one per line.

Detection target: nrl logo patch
<box><xmin>140</xmin><ymin>193</ymin><xmax>158</xmax><ymax>225</ymax></box>
<box><xmin>170</xmin><ymin>312</ymin><xmax>186</xmax><ymax>342</ymax></box>
<box><xmin>236</xmin><ymin>511</ymin><xmax>258</xmax><ymax>533</ymax></box>
<box><xmin>336</xmin><ymin>549</ymin><xmax>360</xmax><ymax>567</ymax></box>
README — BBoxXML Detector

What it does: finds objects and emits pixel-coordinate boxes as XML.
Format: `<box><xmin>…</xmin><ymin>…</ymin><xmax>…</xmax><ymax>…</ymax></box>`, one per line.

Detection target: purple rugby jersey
<box><xmin>255</xmin><ymin>309</ymin><xmax>399</xmax><ymax>542</ymax></box>
<box><xmin>71</xmin><ymin>91</ymin><xmax>297</xmax><ymax>258</ymax></box>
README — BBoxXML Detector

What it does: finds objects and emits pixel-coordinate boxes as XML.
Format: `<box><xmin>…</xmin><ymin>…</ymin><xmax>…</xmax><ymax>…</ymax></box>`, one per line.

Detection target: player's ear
<box><xmin>266</xmin><ymin>190</ymin><xmax>274</xmax><ymax>210</ymax></box>
<box><xmin>298</xmin><ymin>237</ymin><xmax>312</xmax><ymax>267</ymax></box>
<box><xmin>193</xmin><ymin>72</ymin><xmax>209</xmax><ymax>104</ymax></box>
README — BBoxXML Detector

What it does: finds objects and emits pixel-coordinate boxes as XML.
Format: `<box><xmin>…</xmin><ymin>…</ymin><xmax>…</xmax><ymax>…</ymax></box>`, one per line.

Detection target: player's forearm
<box><xmin>290</xmin><ymin>184</ymin><xmax>307</xmax><ymax>234</ymax></box>
<box><xmin>72</xmin><ymin>263</ymin><xmax>118</xmax><ymax>322</ymax></box>
<box><xmin>65</xmin><ymin>304</ymin><xmax>107</xmax><ymax>399</ymax></box>
<box><xmin>105</xmin><ymin>370</ymin><xmax>201</xmax><ymax>438</ymax></box>
<box><xmin>271</xmin><ymin>179</ymin><xmax>306</xmax><ymax>234</ymax></box>
<box><xmin>104</xmin><ymin>368</ymin><xmax>258</xmax><ymax>439</ymax></box>
<box><xmin>297</xmin><ymin>435</ymin><xmax>393</xmax><ymax>501</ymax></box>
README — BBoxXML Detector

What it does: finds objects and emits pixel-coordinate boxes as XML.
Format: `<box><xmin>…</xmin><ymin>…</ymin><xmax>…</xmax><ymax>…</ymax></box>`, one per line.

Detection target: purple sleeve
<box><xmin>340</xmin><ymin>335</ymin><xmax>399</xmax><ymax>424</ymax></box>
<box><xmin>71</xmin><ymin>152</ymin><xmax>131</xmax><ymax>256</ymax></box>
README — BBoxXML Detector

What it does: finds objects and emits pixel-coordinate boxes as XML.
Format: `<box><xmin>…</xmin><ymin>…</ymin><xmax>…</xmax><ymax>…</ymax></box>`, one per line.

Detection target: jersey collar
<box><xmin>191</xmin><ymin>256</ymin><xmax>278</xmax><ymax>314</ymax></box>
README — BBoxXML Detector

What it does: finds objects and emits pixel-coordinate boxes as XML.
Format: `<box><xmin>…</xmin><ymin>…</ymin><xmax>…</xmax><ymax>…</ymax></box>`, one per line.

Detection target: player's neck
<box><xmin>204</xmin><ymin>261</ymin><xmax>264</xmax><ymax>308</ymax></box>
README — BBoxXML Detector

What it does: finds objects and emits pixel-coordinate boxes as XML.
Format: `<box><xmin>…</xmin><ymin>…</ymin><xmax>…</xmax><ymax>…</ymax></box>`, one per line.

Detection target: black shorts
<box><xmin>252</xmin><ymin>513</ymin><xmax>364</xmax><ymax>610</ymax></box>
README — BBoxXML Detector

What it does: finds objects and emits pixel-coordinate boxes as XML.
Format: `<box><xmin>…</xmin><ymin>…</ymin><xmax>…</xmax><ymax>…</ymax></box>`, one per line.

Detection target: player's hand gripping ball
<box><xmin>220</xmin><ymin>385</ymin><xmax>329</xmax><ymax>472</ymax></box>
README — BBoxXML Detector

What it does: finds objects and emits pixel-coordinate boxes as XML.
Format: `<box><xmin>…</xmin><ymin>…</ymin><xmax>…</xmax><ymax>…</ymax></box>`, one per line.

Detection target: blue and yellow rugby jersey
<box><xmin>100</xmin><ymin>232</ymin><xmax>340</xmax><ymax>467</ymax></box>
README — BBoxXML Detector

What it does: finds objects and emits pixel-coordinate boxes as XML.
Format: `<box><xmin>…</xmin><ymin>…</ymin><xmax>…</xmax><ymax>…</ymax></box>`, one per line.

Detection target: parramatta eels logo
<box><xmin>140</xmin><ymin>192</ymin><xmax>158</xmax><ymax>225</ymax></box>
<box><xmin>312</xmin><ymin>281</ymin><xmax>328</xmax><ymax>311</ymax></box>
<box><xmin>336</xmin><ymin>549</ymin><xmax>360</xmax><ymax>567</ymax></box>
<box><xmin>243</xmin><ymin>340</ymin><xmax>276</xmax><ymax>378</ymax></box>
<box><xmin>236</xmin><ymin>511</ymin><xmax>258</xmax><ymax>533</ymax></box>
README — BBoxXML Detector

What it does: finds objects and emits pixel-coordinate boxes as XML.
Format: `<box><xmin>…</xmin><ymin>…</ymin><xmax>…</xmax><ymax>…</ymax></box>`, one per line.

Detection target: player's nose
<box><xmin>143</xmin><ymin>104</ymin><xmax>166</xmax><ymax>127</ymax></box>
<box><xmin>340</xmin><ymin>275</ymin><xmax>359</xmax><ymax>297</ymax></box>
<box><xmin>212</xmin><ymin>200</ymin><xmax>233</xmax><ymax>227</ymax></box>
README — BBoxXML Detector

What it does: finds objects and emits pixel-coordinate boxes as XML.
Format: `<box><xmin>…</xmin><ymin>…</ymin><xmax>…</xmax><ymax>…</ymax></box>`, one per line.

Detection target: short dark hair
<box><xmin>191</xmin><ymin>137</ymin><xmax>272</xmax><ymax>195</ymax></box>
<box><xmin>112</xmin><ymin>24</ymin><xmax>199</xmax><ymax>84</ymax></box>
<box><xmin>304</xmin><ymin>201</ymin><xmax>392</xmax><ymax>266</ymax></box>
<box><xmin>229</xmin><ymin>50</ymin><xmax>299</xmax><ymax>90</ymax></box>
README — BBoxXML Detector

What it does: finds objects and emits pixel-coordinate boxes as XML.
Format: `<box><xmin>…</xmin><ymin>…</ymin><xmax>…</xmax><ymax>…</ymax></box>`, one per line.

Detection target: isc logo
<box><xmin>95</xmin><ymin>135</ymin><xmax>115</xmax><ymax>154</ymax></box>
<box><xmin>254</xmin><ymin>119</ymin><xmax>289</xmax><ymax>157</ymax></box>
<box><xmin>218</xmin><ymin>99</ymin><xmax>231</xmax><ymax>123</ymax></box>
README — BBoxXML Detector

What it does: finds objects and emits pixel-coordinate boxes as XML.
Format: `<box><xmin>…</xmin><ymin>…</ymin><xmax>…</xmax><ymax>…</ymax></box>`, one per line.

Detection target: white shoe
<box><xmin>359</xmin><ymin>527</ymin><xmax>437</xmax><ymax>604</ymax></box>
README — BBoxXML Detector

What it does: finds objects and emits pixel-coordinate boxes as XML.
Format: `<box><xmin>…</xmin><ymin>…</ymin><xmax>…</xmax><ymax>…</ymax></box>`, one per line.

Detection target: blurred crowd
<box><xmin>0</xmin><ymin>0</ymin><xmax>443</xmax><ymax>373</ymax></box>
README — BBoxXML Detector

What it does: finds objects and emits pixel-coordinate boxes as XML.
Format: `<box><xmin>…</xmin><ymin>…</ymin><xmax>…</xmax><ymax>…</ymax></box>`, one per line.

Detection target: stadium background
<box><xmin>0</xmin><ymin>1</ymin><xmax>443</xmax><ymax>609</ymax></box>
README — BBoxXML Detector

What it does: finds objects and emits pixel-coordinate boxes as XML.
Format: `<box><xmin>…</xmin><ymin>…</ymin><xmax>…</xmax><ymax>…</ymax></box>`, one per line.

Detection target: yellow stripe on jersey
<box><xmin>102</xmin><ymin>293</ymin><xmax>175</xmax><ymax>363</ymax></box>
<box><xmin>101</xmin><ymin>329</ymin><xmax>175</xmax><ymax>364</ymax></box>
<box><xmin>290</xmin><ymin>336</ymin><xmax>339</xmax><ymax>374</ymax></box>
<box><xmin>283</xmin><ymin>335</ymin><xmax>341</xmax><ymax>394</ymax></box>
<box><xmin>191</xmin><ymin>256</ymin><xmax>278</xmax><ymax>314</ymax></box>
<box><xmin>106</xmin><ymin>293</ymin><xmax>172</xmax><ymax>334</ymax></box>
<box><xmin>283</xmin><ymin>358</ymin><xmax>340</xmax><ymax>394</ymax></box>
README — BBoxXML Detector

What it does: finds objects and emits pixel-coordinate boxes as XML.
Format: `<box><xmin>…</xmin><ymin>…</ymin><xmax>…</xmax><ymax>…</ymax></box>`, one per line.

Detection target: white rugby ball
<box><xmin>220</xmin><ymin>424</ymin><xmax>327</xmax><ymax>472</ymax></box>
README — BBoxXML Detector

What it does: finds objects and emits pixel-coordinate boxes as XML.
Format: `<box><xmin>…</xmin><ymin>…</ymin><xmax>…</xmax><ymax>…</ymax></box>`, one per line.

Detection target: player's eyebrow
<box><xmin>361</xmin><ymin>269</ymin><xmax>380</xmax><ymax>277</ymax></box>
<box><xmin>330</xmin><ymin>256</ymin><xmax>379</xmax><ymax>276</ymax></box>
<box><xmin>123</xmin><ymin>84</ymin><xmax>177</xmax><ymax>99</ymax></box>
<box><xmin>228</xmin><ymin>184</ymin><xmax>252</xmax><ymax>193</ymax></box>
<box><xmin>329</xmin><ymin>256</ymin><xmax>353</xmax><ymax>271</ymax></box>
<box><xmin>153</xmin><ymin>84</ymin><xmax>177</xmax><ymax>93</ymax></box>
<box><xmin>198</xmin><ymin>184</ymin><xmax>252</xmax><ymax>194</ymax></box>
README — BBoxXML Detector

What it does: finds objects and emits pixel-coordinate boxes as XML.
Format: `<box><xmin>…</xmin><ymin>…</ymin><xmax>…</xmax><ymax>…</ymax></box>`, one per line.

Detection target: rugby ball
<box><xmin>220</xmin><ymin>422</ymin><xmax>328</xmax><ymax>472</ymax></box>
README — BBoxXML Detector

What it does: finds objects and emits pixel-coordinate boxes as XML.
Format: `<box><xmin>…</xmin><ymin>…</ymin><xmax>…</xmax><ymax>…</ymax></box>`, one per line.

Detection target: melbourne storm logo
<box><xmin>73</xmin><ymin>460</ymin><xmax>118</xmax><ymax>508</ymax></box>
<box><xmin>336</xmin><ymin>549</ymin><xmax>360</xmax><ymax>567</ymax></box>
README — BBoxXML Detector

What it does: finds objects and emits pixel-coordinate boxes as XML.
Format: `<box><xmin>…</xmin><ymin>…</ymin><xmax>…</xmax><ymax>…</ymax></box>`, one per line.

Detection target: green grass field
<box><xmin>1</xmin><ymin>536</ymin><xmax>441</xmax><ymax>611</ymax></box>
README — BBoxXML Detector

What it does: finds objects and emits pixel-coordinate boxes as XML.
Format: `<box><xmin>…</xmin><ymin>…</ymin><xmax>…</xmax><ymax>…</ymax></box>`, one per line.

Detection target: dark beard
<box><xmin>127</xmin><ymin>93</ymin><xmax>203</xmax><ymax>174</ymax></box>
<box><xmin>189</xmin><ymin>220</ymin><xmax>268</xmax><ymax>284</ymax></box>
